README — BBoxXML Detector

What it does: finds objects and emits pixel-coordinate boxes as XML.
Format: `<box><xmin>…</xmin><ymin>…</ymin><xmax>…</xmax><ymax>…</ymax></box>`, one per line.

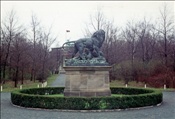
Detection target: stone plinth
<box><xmin>63</xmin><ymin>66</ymin><xmax>111</xmax><ymax>97</ymax></box>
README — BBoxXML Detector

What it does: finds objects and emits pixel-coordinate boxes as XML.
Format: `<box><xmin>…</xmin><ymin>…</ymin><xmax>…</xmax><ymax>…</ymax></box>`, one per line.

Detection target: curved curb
<box><xmin>11</xmin><ymin>102</ymin><xmax>162</xmax><ymax>113</ymax></box>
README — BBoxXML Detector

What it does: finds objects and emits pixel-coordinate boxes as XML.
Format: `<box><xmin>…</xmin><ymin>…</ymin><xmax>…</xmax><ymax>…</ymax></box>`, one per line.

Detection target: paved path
<box><xmin>50</xmin><ymin>74</ymin><xmax>65</xmax><ymax>87</ymax></box>
<box><xmin>1</xmin><ymin>74</ymin><xmax>175</xmax><ymax>119</ymax></box>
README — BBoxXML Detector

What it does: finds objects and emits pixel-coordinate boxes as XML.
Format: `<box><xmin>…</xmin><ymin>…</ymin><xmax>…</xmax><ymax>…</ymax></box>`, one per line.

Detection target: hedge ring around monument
<box><xmin>11</xmin><ymin>87</ymin><xmax>162</xmax><ymax>110</ymax></box>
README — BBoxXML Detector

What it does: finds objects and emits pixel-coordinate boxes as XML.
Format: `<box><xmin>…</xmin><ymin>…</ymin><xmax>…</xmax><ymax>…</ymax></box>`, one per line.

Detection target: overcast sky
<box><xmin>1</xmin><ymin>1</ymin><xmax>175</xmax><ymax>47</ymax></box>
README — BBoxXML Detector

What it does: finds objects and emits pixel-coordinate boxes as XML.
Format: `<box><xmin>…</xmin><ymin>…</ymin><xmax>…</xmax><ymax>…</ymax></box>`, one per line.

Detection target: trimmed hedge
<box><xmin>11</xmin><ymin>87</ymin><xmax>162</xmax><ymax>110</ymax></box>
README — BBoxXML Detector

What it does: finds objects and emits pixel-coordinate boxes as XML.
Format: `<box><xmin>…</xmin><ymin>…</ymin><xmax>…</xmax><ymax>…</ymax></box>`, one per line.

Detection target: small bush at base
<box><xmin>11</xmin><ymin>87</ymin><xmax>162</xmax><ymax>110</ymax></box>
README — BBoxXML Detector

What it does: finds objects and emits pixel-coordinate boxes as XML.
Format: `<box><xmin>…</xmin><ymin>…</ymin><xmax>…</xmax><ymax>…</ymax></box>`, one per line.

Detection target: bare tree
<box><xmin>0</xmin><ymin>27</ymin><xmax>3</xmax><ymax>83</ymax></box>
<box><xmin>10</xmin><ymin>33</ymin><xmax>27</xmax><ymax>87</ymax></box>
<box><xmin>1</xmin><ymin>9</ymin><xmax>23</xmax><ymax>83</ymax></box>
<box><xmin>102</xmin><ymin>22</ymin><xmax>122</xmax><ymax>64</ymax></box>
<box><xmin>0</xmin><ymin>9</ymin><xmax>62</xmax><ymax>87</ymax></box>
<box><xmin>50</xmin><ymin>47</ymin><xmax>62</xmax><ymax>74</ymax></box>
<box><xmin>29</xmin><ymin>13</ymin><xmax>40</xmax><ymax>82</ymax></box>
<box><xmin>38</xmin><ymin>26</ymin><xmax>57</xmax><ymax>82</ymax></box>
<box><xmin>155</xmin><ymin>3</ymin><xmax>174</xmax><ymax>66</ymax></box>
<box><xmin>19</xmin><ymin>46</ymin><xmax>30</xmax><ymax>85</ymax></box>
<box><xmin>136</xmin><ymin>18</ymin><xmax>162</xmax><ymax>77</ymax></box>
<box><xmin>148</xmin><ymin>27</ymin><xmax>160</xmax><ymax>61</ymax></box>
<box><xmin>123</xmin><ymin>21</ymin><xmax>139</xmax><ymax>80</ymax></box>
<box><xmin>84</xmin><ymin>8</ymin><xmax>122</xmax><ymax>64</ymax></box>
<box><xmin>168</xmin><ymin>35</ymin><xmax>175</xmax><ymax>88</ymax></box>
<box><xmin>136</xmin><ymin>18</ymin><xmax>152</xmax><ymax>63</ymax></box>
<box><xmin>84</xmin><ymin>8</ymin><xmax>106</xmax><ymax>37</ymax></box>
<box><xmin>168</xmin><ymin>32</ymin><xmax>175</xmax><ymax>70</ymax></box>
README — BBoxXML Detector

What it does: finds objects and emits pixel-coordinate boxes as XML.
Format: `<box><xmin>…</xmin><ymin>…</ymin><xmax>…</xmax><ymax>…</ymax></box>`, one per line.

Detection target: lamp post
<box><xmin>60</xmin><ymin>30</ymin><xmax>71</xmax><ymax>73</ymax></box>
<box><xmin>64</xmin><ymin>29</ymin><xmax>70</xmax><ymax>61</ymax></box>
<box><xmin>66</xmin><ymin>30</ymin><xmax>70</xmax><ymax>42</ymax></box>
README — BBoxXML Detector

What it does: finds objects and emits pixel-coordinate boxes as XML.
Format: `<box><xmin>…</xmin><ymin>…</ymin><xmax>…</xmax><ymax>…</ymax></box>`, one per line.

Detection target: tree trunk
<box><xmin>173</xmin><ymin>51</ymin><xmax>175</xmax><ymax>71</ymax></box>
<box><xmin>0</xmin><ymin>64</ymin><xmax>1</xmax><ymax>84</ymax></box>
<box><xmin>0</xmin><ymin>45</ymin><xmax>1</xmax><ymax>84</ymax></box>
<box><xmin>2</xmin><ymin>63</ymin><xmax>6</xmax><ymax>79</ymax></box>
<box><xmin>164</xmin><ymin>34</ymin><xmax>167</xmax><ymax>66</ymax></box>
<box><xmin>15</xmin><ymin>66</ymin><xmax>19</xmax><ymax>87</ymax></box>
<box><xmin>30</xmin><ymin>68</ymin><xmax>33</xmax><ymax>81</ymax></box>
<box><xmin>173</xmin><ymin>77</ymin><xmax>175</xmax><ymax>88</ymax></box>
<box><xmin>131</xmin><ymin>46</ymin><xmax>135</xmax><ymax>81</ymax></box>
<box><xmin>21</xmin><ymin>70</ymin><xmax>24</xmax><ymax>85</ymax></box>
<box><xmin>34</xmin><ymin>71</ymin><xmax>36</xmax><ymax>82</ymax></box>
<box><xmin>14</xmin><ymin>55</ymin><xmax>20</xmax><ymax>87</ymax></box>
<box><xmin>8</xmin><ymin>58</ymin><xmax>12</xmax><ymax>80</ymax></box>
<box><xmin>42</xmin><ymin>61</ymin><xmax>45</xmax><ymax>83</ymax></box>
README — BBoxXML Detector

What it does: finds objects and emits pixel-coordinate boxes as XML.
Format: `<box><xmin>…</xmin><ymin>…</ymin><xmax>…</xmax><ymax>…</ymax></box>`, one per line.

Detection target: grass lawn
<box><xmin>42</xmin><ymin>94</ymin><xmax>124</xmax><ymax>97</ymax></box>
<box><xmin>110</xmin><ymin>80</ymin><xmax>175</xmax><ymax>91</ymax></box>
<box><xmin>47</xmin><ymin>74</ymin><xmax>59</xmax><ymax>85</ymax></box>
<box><xmin>45</xmin><ymin>94</ymin><xmax>64</xmax><ymax>97</ymax></box>
<box><xmin>1</xmin><ymin>74</ymin><xmax>174</xmax><ymax>92</ymax></box>
<box><xmin>1</xmin><ymin>74</ymin><xmax>58</xmax><ymax>92</ymax></box>
<box><xmin>110</xmin><ymin>80</ymin><xmax>145</xmax><ymax>88</ymax></box>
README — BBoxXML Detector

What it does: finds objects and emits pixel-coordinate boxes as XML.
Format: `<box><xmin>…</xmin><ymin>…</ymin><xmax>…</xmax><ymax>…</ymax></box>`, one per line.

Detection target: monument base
<box><xmin>63</xmin><ymin>66</ymin><xmax>111</xmax><ymax>97</ymax></box>
<box><xmin>59</xmin><ymin>65</ymin><xmax>66</xmax><ymax>74</ymax></box>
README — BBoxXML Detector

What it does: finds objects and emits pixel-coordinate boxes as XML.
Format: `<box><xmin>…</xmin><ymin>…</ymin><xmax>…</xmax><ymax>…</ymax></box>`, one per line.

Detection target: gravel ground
<box><xmin>1</xmin><ymin>74</ymin><xmax>175</xmax><ymax>119</ymax></box>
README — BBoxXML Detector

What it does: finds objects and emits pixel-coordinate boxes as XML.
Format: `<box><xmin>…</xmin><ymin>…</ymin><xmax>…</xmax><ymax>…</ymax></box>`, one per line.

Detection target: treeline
<box><xmin>102</xmin><ymin>19</ymin><xmax>175</xmax><ymax>88</ymax></box>
<box><xmin>85</xmin><ymin>5</ymin><xmax>175</xmax><ymax>88</ymax></box>
<box><xmin>0</xmin><ymin>10</ymin><xmax>58</xmax><ymax>87</ymax></box>
<box><xmin>1</xmin><ymin>4</ymin><xmax>175</xmax><ymax>88</ymax></box>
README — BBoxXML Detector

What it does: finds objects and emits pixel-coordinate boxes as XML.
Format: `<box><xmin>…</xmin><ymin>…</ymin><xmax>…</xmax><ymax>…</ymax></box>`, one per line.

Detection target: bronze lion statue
<box><xmin>73</xmin><ymin>29</ymin><xmax>105</xmax><ymax>60</ymax></box>
<box><xmin>62</xmin><ymin>29</ymin><xmax>105</xmax><ymax>60</ymax></box>
<box><xmin>63</xmin><ymin>30</ymin><xmax>105</xmax><ymax>60</ymax></box>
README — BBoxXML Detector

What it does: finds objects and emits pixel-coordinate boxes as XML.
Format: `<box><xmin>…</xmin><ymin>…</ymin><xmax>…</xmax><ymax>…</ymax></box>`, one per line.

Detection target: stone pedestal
<box><xmin>63</xmin><ymin>66</ymin><xmax>111</xmax><ymax>97</ymax></box>
<box><xmin>59</xmin><ymin>65</ymin><xmax>66</xmax><ymax>74</ymax></box>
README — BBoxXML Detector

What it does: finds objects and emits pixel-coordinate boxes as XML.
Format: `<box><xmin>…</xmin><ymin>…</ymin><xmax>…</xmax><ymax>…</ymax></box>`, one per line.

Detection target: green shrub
<box><xmin>110</xmin><ymin>87</ymin><xmax>153</xmax><ymax>95</ymax></box>
<box><xmin>11</xmin><ymin>87</ymin><xmax>162</xmax><ymax>110</ymax></box>
<box><xmin>20</xmin><ymin>87</ymin><xmax>64</xmax><ymax>95</ymax></box>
